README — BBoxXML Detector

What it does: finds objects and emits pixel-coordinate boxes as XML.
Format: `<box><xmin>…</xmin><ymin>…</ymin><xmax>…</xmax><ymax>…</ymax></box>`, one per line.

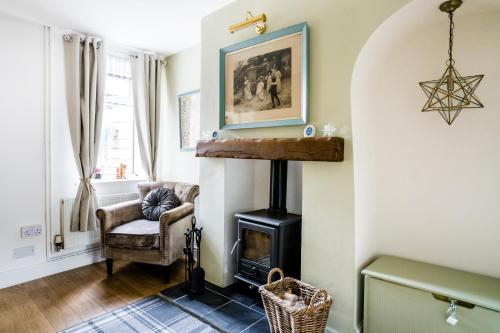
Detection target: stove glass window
<box><xmin>242</xmin><ymin>228</ymin><xmax>271</xmax><ymax>267</ymax></box>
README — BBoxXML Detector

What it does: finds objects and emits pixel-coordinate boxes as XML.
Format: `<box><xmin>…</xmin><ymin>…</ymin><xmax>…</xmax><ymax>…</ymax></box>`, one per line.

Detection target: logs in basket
<box><xmin>259</xmin><ymin>268</ymin><xmax>333</xmax><ymax>333</ymax></box>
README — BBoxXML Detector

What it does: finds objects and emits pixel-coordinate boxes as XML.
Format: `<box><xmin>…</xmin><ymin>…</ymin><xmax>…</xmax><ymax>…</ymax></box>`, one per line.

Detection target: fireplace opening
<box><xmin>234</xmin><ymin>159</ymin><xmax>302</xmax><ymax>287</ymax></box>
<box><xmin>242</xmin><ymin>228</ymin><xmax>271</xmax><ymax>267</ymax></box>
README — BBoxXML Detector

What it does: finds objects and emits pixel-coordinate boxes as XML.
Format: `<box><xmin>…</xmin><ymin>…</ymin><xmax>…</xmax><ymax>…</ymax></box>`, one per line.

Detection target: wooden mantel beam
<box><xmin>195</xmin><ymin>137</ymin><xmax>344</xmax><ymax>162</ymax></box>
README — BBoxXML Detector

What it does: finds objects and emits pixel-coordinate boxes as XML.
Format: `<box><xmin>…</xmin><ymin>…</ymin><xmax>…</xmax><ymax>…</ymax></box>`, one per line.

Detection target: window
<box><xmin>96</xmin><ymin>55</ymin><xmax>142</xmax><ymax>180</ymax></box>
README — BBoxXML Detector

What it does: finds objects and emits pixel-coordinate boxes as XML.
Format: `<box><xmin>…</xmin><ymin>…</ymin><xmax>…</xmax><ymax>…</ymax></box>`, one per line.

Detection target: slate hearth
<box><xmin>161</xmin><ymin>282</ymin><xmax>270</xmax><ymax>333</ymax></box>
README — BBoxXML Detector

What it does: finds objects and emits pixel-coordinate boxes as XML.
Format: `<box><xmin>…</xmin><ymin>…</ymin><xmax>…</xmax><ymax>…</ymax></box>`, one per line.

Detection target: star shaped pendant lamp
<box><xmin>419</xmin><ymin>0</ymin><xmax>484</xmax><ymax>125</ymax></box>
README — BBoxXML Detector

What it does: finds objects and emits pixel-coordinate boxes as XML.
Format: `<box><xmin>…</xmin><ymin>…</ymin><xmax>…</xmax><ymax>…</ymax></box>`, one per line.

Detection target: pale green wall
<box><xmin>158</xmin><ymin>44</ymin><xmax>201</xmax><ymax>184</ymax></box>
<box><xmin>352</xmin><ymin>0</ymin><xmax>500</xmax><ymax>329</ymax></box>
<box><xmin>199</xmin><ymin>0</ymin><xmax>410</xmax><ymax>331</ymax></box>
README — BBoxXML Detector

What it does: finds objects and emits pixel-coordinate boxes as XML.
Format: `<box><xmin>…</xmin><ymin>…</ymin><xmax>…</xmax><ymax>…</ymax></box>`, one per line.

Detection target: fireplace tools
<box><xmin>182</xmin><ymin>216</ymin><xmax>205</xmax><ymax>296</ymax></box>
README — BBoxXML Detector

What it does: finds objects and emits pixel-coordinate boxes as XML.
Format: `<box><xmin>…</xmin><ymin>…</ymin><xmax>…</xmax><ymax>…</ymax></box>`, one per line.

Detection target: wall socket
<box><xmin>13</xmin><ymin>245</ymin><xmax>35</xmax><ymax>259</ymax></box>
<box><xmin>21</xmin><ymin>224</ymin><xmax>43</xmax><ymax>238</ymax></box>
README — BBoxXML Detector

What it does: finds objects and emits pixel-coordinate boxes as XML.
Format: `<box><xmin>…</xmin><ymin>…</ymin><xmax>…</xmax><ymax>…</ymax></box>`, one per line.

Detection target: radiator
<box><xmin>59</xmin><ymin>192</ymin><xmax>139</xmax><ymax>252</ymax></box>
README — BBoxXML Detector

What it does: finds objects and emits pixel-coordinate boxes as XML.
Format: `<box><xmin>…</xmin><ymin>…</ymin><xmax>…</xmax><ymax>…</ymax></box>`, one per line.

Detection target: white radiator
<box><xmin>59</xmin><ymin>192</ymin><xmax>139</xmax><ymax>252</ymax></box>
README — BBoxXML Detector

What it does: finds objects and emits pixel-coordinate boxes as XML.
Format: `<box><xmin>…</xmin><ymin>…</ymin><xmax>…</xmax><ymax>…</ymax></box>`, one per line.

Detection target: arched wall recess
<box><xmin>352</xmin><ymin>0</ymin><xmax>500</xmax><ymax>323</ymax></box>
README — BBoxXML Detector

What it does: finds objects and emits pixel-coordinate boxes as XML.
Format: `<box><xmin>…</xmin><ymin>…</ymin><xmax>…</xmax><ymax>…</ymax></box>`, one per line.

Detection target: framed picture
<box><xmin>220</xmin><ymin>22</ymin><xmax>308</xmax><ymax>130</ymax></box>
<box><xmin>178</xmin><ymin>90</ymin><xmax>200</xmax><ymax>151</ymax></box>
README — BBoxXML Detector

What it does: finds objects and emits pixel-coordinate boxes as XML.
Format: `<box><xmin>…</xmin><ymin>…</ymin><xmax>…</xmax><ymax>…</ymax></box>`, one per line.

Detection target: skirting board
<box><xmin>0</xmin><ymin>248</ymin><xmax>102</xmax><ymax>289</ymax></box>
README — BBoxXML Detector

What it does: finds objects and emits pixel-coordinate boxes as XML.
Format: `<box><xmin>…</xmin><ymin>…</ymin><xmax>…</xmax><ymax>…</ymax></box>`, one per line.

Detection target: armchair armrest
<box><xmin>96</xmin><ymin>199</ymin><xmax>143</xmax><ymax>232</ymax></box>
<box><xmin>159</xmin><ymin>202</ymin><xmax>195</xmax><ymax>264</ymax></box>
<box><xmin>159</xmin><ymin>202</ymin><xmax>195</xmax><ymax>226</ymax></box>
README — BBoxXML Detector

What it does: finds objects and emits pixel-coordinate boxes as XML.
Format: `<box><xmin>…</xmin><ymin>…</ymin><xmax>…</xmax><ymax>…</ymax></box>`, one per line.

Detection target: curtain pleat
<box><xmin>64</xmin><ymin>33</ymin><xmax>106</xmax><ymax>232</ymax></box>
<box><xmin>131</xmin><ymin>54</ymin><xmax>164</xmax><ymax>181</ymax></box>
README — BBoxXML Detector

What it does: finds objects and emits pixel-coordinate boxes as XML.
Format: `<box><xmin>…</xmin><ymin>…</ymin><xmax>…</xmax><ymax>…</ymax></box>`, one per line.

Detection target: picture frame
<box><xmin>220</xmin><ymin>22</ymin><xmax>309</xmax><ymax>130</ymax></box>
<box><xmin>178</xmin><ymin>90</ymin><xmax>201</xmax><ymax>151</ymax></box>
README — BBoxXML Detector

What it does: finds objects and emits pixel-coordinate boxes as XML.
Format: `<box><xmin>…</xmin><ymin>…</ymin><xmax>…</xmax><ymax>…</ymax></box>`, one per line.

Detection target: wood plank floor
<box><xmin>0</xmin><ymin>260</ymin><xmax>185</xmax><ymax>333</ymax></box>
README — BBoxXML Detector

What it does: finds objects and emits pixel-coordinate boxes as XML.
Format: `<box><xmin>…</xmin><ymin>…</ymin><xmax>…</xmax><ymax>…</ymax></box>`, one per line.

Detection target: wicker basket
<box><xmin>259</xmin><ymin>268</ymin><xmax>333</xmax><ymax>333</ymax></box>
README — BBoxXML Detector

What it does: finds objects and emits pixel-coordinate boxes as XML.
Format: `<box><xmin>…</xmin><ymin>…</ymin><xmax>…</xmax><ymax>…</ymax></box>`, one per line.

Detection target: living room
<box><xmin>0</xmin><ymin>0</ymin><xmax>499</xmax><ymax>332</ymax></box>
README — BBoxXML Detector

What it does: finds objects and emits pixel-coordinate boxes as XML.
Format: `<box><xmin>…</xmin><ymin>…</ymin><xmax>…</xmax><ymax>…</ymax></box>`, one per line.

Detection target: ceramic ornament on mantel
<box><xmin>321</xmin><ymin>123</ymin><xmax>337</xmax><ymax>137</ymax></box>
<box><xmin>303</xmin><ymin>124</ymin><xmax>316</xmax><ymax>137</ymax></box>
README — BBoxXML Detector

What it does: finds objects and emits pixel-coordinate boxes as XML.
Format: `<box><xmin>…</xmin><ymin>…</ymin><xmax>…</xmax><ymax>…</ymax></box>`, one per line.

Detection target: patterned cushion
<box><xmin>138</xmin><ymin>182</ymin><xmax>199</xmax><ymax>203</ymax></box>
<box><xmin>142</xmin><ymin>188</ymin><xmax>180</xmax><ymax>221</ymax></box>
<box><xmin>105</xmin><ymin>219</ymin><xmax>160</xmax><ymax>249</ymax></box>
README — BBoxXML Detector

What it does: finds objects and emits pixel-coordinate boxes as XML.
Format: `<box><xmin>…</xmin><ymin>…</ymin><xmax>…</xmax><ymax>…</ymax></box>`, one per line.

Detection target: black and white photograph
<box><xmin>221</xmin><ymin>23</ymin><xmax>308</xmax><ymax>129</ymax></box>
<box><xmin>233</xmin><ymin>47</ymin><xmax>292</xmax><ymax>113</ymax></box>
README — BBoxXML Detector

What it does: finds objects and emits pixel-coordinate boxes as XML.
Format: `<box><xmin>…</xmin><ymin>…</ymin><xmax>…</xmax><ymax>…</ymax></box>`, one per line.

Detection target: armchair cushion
<box><xmin>139</xmin><ymin>182</ymin><xmax>199</xmax><ymax>204</ymax></box>
<box><xmin>105</xmin><ymin>219</ymin><xmax>160</xmax><ymax>249</ymax></box>
<box><xmin>142</xmin><ymin>187</ymin><xmax>180</xmax><ymax>221</ymax></box>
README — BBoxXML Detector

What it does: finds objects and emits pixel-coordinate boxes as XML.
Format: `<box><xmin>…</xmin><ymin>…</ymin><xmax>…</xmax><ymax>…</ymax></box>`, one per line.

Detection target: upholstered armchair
<box><xmin>96</xmin><ymin>181</ymin><xmax>199</xmax><ymax>282</ymax></box>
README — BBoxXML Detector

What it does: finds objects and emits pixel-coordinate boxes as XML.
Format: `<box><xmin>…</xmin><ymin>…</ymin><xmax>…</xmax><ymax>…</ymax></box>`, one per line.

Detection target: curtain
<box><xmin>130</xmin><ymin>54</ymin><xmax>164</xmax><ymax>181</ymax></box>
<box><xmin>63</xmin><ymin>33</ymin><xmax>106</xmax><ymax>232</ymax></box>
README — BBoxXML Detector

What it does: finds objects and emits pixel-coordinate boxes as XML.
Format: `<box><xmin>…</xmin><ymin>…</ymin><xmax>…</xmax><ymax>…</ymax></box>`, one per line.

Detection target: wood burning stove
<box><xmin>234</xmin><ymin>160</ymin><xmax>302</xmax><ymax>287</ymax></box>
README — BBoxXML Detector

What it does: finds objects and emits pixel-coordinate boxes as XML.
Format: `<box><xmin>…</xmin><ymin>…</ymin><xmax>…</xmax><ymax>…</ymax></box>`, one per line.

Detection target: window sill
<box><xmin>91</xmin><ymin>178</ymin><xmax>147</xmax><ymax>185</ymax></box>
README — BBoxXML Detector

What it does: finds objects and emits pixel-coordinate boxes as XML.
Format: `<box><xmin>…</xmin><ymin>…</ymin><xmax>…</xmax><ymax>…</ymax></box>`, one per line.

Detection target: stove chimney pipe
<box><xmin>267</xmin><ymin>160</ymin><xmax>288</xmax><ymax>216</ymax></box>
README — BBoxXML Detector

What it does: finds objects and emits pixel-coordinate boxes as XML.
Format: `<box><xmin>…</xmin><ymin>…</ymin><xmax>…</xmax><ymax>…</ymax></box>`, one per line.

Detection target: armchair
<box><xmin>96</xmin><ymin>181</ymin><xmax>199</xmax><ymax>282</ymax></box>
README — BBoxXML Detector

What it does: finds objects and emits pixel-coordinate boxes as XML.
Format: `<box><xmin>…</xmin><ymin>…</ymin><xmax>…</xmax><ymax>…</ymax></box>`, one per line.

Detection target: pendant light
<box><xmin>419</xmin><ymin>0</ymin><xmax>484</xmax><ymax>125</ymax></box>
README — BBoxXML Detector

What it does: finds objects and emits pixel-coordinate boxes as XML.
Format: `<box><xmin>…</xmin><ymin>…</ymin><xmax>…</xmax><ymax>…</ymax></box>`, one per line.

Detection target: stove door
<box><xmin>237</xmin><ymin>220</ymin><xmax>278</xmax><ymax>284</ymax></box>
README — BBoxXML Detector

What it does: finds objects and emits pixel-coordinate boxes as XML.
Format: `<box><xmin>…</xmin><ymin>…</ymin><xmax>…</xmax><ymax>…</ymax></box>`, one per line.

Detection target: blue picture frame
<box><xmin>219</xmin><ymin>22</ymin><xmax>309</xmax><ymax>130</ymax></box>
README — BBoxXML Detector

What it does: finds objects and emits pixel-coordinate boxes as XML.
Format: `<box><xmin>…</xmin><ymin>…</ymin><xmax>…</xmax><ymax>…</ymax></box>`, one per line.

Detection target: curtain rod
<box><xmin>63</xmin><ymin>34</ymin><xmax>80</xmax><ymax>42</ymax></box>
<box><xmin>63</xmin><ymin>33</ymin><xmax>166</xmax><ymax>62</ymax></box>
<box><xmin>63</xmin><ymin>34</ymin><xmax>103</xmax><ymax>43</ymax></box>
<box><xmin>64</xmin><ymin>34</ymin><xmax>103</xmax><ymax>49</ymax></box>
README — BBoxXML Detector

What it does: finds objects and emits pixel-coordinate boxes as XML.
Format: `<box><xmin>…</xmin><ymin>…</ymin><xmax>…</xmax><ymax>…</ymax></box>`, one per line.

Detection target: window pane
<box><xmin>96</xmin><ymin>55</ymin><xmax>142</xmax><ymax>179</ymax></box>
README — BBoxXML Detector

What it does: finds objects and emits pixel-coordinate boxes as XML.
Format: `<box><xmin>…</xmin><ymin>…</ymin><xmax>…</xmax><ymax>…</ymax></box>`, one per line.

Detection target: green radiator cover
<box><xmin>362</xmin><ymin>256</ymin><xmax>500</xmax><ymax>333</ymax></box>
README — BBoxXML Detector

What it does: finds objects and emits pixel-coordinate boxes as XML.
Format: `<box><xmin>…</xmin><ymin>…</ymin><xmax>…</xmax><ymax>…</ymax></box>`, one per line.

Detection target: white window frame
<box><xmin>95</xmin><ymin>48</ymin><xmax>143</xmax><ymax>182</ymax></box>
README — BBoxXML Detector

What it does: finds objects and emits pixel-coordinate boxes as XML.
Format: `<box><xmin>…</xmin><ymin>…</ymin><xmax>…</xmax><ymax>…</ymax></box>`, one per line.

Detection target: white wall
<box><xmin>0</xmin><ymin>12</ymin><xmax>46</xmax><ymax>275</ymax></box>
<box><xmin>0</xmin><ymin>13</ymin><xmax>143</xmax><ymax>287</ymax></box>
<box><xmin>158</xmin><ymin>44</ymin><xmax>201</xmax><ymax>184</ymax></box>
<box><xmin>253</xmin><ymin>160</ymin><xmax>302</xmax><ymax>215</ymax></box>
<box><xmin>352</xmin><ymin>0</ymin><xmax>500</xmax><ymax>324</ymax></box>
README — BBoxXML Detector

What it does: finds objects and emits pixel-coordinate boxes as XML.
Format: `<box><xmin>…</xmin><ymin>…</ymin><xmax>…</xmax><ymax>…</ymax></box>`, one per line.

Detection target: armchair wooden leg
<box><xmin>164</xmin><ymin>265</ymin><xmax>170</xmax><ymax>283</ymax></box>
<box><xmin>106</xmin><ymin>258</ymin><xmax>113</xmax><ymax>277</ymax></box>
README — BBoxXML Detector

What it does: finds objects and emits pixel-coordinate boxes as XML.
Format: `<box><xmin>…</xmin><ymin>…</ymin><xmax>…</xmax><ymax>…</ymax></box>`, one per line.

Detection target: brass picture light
<box><xmin>229</xmin><ymin>11</ymin><xmax>267</xmax><ymax>34</ymax></box>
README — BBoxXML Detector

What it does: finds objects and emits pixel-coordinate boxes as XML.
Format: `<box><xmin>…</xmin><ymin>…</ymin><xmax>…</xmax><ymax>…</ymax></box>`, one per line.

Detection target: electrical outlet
<box><xmin>13</xmin><ymin>245</ymin><xmax>35</xmax><ymax>259</ymax></box>
<box><xmin>21</xmin><ymin>224</ymin><xmax>43</xmax><ymax>238</ymax></box>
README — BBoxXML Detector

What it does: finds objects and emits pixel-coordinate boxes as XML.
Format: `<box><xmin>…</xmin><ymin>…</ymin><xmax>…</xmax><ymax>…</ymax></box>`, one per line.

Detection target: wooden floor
<box><xmin>0</xmin><ymin>260</ymin><xmax>185</xmax><ymax>333</ymax></box>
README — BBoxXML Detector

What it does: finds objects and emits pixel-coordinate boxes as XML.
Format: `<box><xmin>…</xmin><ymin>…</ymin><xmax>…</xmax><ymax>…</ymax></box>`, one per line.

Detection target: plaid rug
<box><xmin>59</xmin><ymin>296</ymin><xmax>219</xmax><ymax>333</ymax></box>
